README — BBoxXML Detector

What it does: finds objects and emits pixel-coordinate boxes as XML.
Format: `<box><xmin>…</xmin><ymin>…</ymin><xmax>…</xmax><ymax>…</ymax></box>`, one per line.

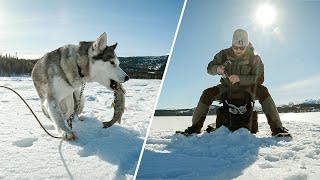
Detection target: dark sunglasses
<box><xmin>232</xmin><ymin>45</ymin><xmax>246</xmax><ymax>50</ymax></box>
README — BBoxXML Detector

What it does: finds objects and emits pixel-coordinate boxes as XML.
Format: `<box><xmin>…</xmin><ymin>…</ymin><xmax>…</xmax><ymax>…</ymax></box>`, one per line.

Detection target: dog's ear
<box><xmin>79</xmin><ymin>41</ymin><xmax>93</xmax><ymax>56</ymax></box>
<box><xmin>93</xmin><ymin>32</ymin><xmax>107</xmax><ymax>51</ymax></box>
<box><xmin>110</xmin><ymin>43</ymin><xmax>117</xmax><ymax>51</ymax></box>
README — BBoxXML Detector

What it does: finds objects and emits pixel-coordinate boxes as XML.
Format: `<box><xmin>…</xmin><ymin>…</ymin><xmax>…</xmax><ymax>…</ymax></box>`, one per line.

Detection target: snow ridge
<box><xmin>137</xmin><ymin>113</ymin><xmax>320</xmax><ymax>179</ymax></box>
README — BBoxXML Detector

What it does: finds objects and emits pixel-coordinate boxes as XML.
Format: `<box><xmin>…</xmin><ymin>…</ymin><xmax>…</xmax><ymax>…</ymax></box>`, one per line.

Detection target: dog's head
<box><xmin>86</xmin><ymin>32</ymin><xmax>129</xmax><ymax>90</ymax></box>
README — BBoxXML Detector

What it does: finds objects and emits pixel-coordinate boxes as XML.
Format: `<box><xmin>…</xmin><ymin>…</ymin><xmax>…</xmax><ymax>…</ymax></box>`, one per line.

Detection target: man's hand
<box><xmin>216</xmin><ymin>65</ymin><xmax>225</xmax><ymax>75</ymax></box>
<box><xmin>228</xmin><ymin>75</ymin><xmax>240</xmax><ymax>84</ymax></box>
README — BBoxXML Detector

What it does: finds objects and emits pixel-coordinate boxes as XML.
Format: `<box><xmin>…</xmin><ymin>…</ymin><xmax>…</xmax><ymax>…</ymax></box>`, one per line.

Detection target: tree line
<box><xmin>0</xmin><ymin>53</ymin><xmax>37</xmax><ymax>76</ymax></box>
<box><xmin>0</xmin><ymin>54</ymin><xmax>167</xmax><ymax>79</ymax></box>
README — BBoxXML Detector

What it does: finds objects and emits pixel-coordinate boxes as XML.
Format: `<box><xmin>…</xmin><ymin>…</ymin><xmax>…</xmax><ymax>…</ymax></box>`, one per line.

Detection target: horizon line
<box><xmin>0</xmin><ymin>53</ymin><xmax>170</xmax><ymax>60</ymax></box>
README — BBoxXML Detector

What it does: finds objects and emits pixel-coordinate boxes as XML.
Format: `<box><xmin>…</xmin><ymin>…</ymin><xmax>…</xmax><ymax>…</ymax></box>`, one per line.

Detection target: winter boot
<box><xmin>271</xmin><ymin>127</ymin><xmax>289</xmax><ymax>136</ymax></box>
<box><xmin>184</xmin><ymin>100</ymin><xmax>209</xmax><ymax>134</ymax></box>
<box><xmin>206</xmin><ymin>123</ymin><xmax>217</xmax><ymax>133</ymax></box>
<box><xmin>261</xmin><ymin>96</ymin><xmax>283</xmax><ymax>132</ymax></box>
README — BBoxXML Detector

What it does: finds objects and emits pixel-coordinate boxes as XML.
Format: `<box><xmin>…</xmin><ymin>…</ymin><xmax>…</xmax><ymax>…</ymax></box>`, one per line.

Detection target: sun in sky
<box><xmin>255</xmin><ymin>4</ymin><xmax>277</xmax><ymax>27</ymax></box>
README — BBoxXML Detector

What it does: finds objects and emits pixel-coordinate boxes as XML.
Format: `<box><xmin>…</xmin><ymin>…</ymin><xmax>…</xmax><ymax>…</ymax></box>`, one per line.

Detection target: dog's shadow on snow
<box><xmin>59</xmin><ymin>116</ymin><xmax>143</xmax><ymax>179</ymax></box>
<box><xmin>137</xmin><ymin>127</ymin><xmax>290</xmax><ymax>179</ymax></box>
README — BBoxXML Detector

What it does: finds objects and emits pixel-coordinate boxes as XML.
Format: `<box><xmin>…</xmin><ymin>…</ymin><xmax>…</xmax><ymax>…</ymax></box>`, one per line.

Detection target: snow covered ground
<box><xmin>0</xmin><ymin>76</ymin><xmax>160</xmax><ymax>180</ymax></box>
<box><xmin>137</xmin><ymin>113</ymin><xmax>320</xmax><ymax>180</ymax></box>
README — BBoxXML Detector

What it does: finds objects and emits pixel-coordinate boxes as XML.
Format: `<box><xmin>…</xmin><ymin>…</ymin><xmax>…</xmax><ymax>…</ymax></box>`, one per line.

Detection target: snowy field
<box><xmin>0</xmin><ymin>76</ymin><xmax>160</xmax><ymax>180</ymax></box>
<box><xmin>137</xmin><ymin>113</ymin><xmax>320</xmax><ymax>180</ymax></box>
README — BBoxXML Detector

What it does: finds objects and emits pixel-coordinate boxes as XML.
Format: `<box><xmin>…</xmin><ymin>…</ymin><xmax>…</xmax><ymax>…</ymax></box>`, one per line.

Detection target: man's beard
<box><xmin>234</xmin><ymin>52</ymin><xmax>246</xmax><ymax>59</ymax></box>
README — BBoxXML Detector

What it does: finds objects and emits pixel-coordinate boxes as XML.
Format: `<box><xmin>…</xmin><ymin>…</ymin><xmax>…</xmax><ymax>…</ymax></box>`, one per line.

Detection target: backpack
<box><xmin>216</xmin><ymin>91</ymin><xmax>258</xmax><ymax>133</ymax></box>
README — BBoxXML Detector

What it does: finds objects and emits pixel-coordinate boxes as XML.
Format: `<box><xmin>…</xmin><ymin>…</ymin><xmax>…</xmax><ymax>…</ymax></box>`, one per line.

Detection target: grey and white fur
<box><xmin>31</xmin><ymin>32</ymin><xmax>129</xmax><ymax>140</ymax></box>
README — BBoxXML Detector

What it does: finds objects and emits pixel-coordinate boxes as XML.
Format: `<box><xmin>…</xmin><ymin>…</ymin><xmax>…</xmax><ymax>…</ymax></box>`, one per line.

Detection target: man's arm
<box><xmin>207</xmin><ymin>50</ymin><xmax>224</xmax><ymax>76</ymax></box>
<box><xmin>239</xmin><ymin>55</ymin><xmax>264</xmax><ymax>86</ymax></box>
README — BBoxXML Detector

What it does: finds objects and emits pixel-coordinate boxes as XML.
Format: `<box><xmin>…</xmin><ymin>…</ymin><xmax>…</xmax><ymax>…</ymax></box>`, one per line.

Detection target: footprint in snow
<box><xmin>291</xmin><ymin>145</ymin><xmax>305</xmax><ymax>151</ymax></box>
<box><xmin>264</xmin><ymin>155</ymin><xmax>280</xmax><ymax>162</ymax></box>
<box><xmin>25</xmin><ymin>97</ymin><xmax>39</xmax><ymax>101</ymax></box>
<box><xmin>86</xmin><ymin>96</ymin><xmax>96</xmax><ymax>101</ymax></box>
<box><xmin>258</xmin><ymin>162</ymin><xmax>274</xmax><ymax>169</ymax></box>
<box><xmin>43</xmin><ymin>124</ymin><xmax>55</xmax><ymax>130</ymax></box>
<box><xmin>12</xmin><ymin>138</ymin><xmax>38</xmax><ymax>147</ymax></box>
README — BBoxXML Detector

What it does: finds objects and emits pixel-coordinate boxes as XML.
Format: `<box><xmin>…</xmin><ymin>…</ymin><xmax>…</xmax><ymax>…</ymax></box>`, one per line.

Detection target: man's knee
<box><xmin>252</xmin><ymin>85</ymin><xmax>270</xmax><ymax>102</ymax></box>
<box><xmin>200</xmin><ymin>86</ymin><xmax>219</xmax><ymax>105</ymax></box>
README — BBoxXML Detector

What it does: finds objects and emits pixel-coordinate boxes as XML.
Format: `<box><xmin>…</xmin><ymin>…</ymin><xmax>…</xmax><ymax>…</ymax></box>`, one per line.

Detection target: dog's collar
<box><xmin>77</xmin><ymin>63</ymin><xmax>84</xmax><ymax>78</ymax></box>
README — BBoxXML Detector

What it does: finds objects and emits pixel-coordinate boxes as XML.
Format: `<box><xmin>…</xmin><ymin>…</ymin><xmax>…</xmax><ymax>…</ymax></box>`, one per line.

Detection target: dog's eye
<box><xmin>110</xmin><ymin>61</ymin><xmax>115</xmax><ymax>65</ymax></box>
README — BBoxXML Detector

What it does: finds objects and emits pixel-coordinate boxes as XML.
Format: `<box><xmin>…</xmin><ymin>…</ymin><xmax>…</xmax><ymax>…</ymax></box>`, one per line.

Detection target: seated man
<box><xmin>184</xmin><ymin>29</ymin><xmax>290</xmax><ymax>137</ymax></box>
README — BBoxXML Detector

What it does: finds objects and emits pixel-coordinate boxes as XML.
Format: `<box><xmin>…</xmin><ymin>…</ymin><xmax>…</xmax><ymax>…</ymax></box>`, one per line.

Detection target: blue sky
<box><xmin>157</xmin><ymin>0</ymin><xmax>320</xmax><ymax>109</ymax></box>
<box><xmin>0</xmin><ymin>0</ymin><xmax>184</xmax><ymax>58</ymax></box>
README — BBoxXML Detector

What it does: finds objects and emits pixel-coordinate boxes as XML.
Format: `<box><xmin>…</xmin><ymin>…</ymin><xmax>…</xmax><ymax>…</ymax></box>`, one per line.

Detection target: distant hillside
<box><xmin>0</xmin><ymin>54</ymin><xmax>167</xmax><ymax>79</ymax></box>
<box><xmin>277</xmin><ymin>103</ymin><xmax>320</xmax><ymax>113</ymax></box>
<box><xmin>119</xmin><ymin>56</ymin><xmax>167</xmax><ymax>79</ymax></box>
<box><xmin>155</xmin><ymin>100</ymin><xmax>320</xmax><ymax>116</ymax></box>
<box><xmin>155</xmin><ymin>105</ymin><xmax>220</xmax><ymax>116</ymax></box>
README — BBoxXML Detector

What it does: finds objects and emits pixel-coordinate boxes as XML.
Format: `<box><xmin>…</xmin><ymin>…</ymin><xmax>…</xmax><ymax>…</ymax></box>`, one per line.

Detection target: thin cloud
<box><xmin>276</xmin><ymin>74</ymin><xmax>320</xmax><ymax>92</ymax></box>
<box><xmin>269</xmin><ymin>76</ymin><xmax>320</xmax><ymax>106</ymax></box>
<box><xmin>16</xmin><ymin>17</ymin><xmax>45</xmax><ymax>24</ymax></box>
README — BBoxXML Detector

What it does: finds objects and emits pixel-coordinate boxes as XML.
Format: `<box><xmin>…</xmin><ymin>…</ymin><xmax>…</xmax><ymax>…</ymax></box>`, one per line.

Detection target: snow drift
<box><xmin>0</xmin><ymin>76</ymin><xmax>160</xmax><ymax>180</ymax></box>
<box><xmin>137</xmin><ymin>113</ymin><xmax>320</xmax><ymax>179</ymax></box>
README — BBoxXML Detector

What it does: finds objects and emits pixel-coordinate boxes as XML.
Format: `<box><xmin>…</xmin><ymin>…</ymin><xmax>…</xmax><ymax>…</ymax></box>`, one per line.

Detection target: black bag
<box><xmin>216</xmin><ymin>91</ymin><xmax>258</xmax><ymax>133</ymax></box>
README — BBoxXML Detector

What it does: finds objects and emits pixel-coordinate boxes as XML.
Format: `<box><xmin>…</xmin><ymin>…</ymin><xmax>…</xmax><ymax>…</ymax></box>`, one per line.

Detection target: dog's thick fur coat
<box><xmin>32</xmin><ymin>33</ymin><xmax>129</xmax><ymax>140</ymax></box>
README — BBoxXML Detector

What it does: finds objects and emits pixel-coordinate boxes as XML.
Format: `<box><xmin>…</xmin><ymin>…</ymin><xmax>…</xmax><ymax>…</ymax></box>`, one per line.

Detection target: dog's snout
<box><xmin>124</xmin><ymin>75</ymin><xmax>130</xmax><ymax>82</ymax></box>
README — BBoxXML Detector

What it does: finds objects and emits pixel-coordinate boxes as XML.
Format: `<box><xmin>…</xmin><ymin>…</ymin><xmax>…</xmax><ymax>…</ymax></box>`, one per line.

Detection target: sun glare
<box><xmin>255</xmin><ymin>4</ymin><xmax>276</xmax><ymax>27</ymax></box>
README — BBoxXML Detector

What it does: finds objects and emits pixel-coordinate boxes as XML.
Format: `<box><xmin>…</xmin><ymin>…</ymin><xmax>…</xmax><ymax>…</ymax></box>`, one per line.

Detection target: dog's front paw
<box><xmin>78</xmin><ymin>116</ymin><xmax>86</xmax><ymax>121</ymax></box>
<box><xmin>103</xmin><ymin>120</ymin><xmax>119</xmax><ymax>128</ymax></box>
<box><xmin>62</xmin><ymin>132</ymin><xmax>77</xmax><ymax>141</ymax></box>
<box><xmin>102</xmin><ymin>121</ymin><xmax>112</xmax><ymax>128</ymax></box>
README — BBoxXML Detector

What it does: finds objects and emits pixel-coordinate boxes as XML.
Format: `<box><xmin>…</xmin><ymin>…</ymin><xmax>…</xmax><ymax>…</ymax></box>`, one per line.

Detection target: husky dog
<box><xmin>31</xmin><ymin>33</ymin><xmax>129</xmax><ymax>140</ymax></box>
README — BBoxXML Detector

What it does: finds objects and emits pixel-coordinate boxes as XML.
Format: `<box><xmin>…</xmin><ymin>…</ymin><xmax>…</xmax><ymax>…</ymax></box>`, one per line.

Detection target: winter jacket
<box><xmin>207</xmin><ymin>43</ymin><xmax>264</xmax><ymax>90</ymax></box>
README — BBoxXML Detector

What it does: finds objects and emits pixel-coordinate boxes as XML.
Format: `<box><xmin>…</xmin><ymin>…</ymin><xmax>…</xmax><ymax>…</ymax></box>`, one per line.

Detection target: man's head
<box><xmin>232</xmin><ymin>29</ymin><xmax>249</xmax><ymax>58</ymax></box>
